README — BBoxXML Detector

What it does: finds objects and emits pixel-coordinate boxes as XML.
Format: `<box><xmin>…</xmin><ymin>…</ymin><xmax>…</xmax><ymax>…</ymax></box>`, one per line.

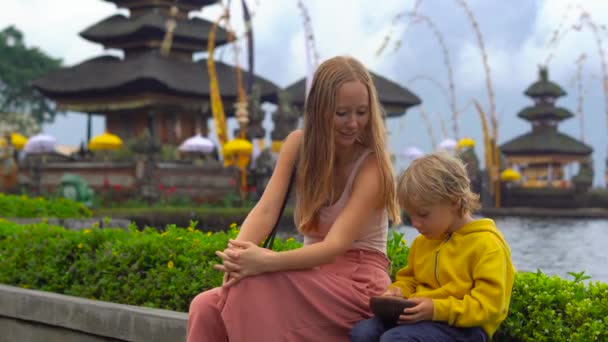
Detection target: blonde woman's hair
<box><xmin>296</xmin><ymin>56</ymin><xmax>400</xmax><ymax>233</ymax></box>
<box><xmin>397</xmin><ymin>152</ymin><xmax>480</xmax><ymax>216</ymax></box>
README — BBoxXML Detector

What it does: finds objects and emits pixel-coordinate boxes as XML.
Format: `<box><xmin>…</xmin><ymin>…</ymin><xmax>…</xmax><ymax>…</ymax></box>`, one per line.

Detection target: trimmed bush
<box><xmin>0</xmin><ymin>221</ymin><xmax>606</xmax><ymax>341</ymax></box>
<box><xmin>0</xmin><ymin>194</ymin><xmax>92</xmax><ymax>218</ymax></box>
<box><xmin>495</xmin><ymin>271</ymin><xmax>608</xmax><ymax>341</ymax></box>
<box><xmin>94</xmin><ymin>207</ymin><xmax>294</xmax><ymax>232</ymax></box>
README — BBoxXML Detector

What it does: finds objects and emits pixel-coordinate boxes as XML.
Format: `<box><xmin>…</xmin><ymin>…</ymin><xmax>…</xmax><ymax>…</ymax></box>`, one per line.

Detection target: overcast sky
<box><xmin>2</xmin><ymin>0</ymin><xmax>608</xmax><ymax>185</ymax></box>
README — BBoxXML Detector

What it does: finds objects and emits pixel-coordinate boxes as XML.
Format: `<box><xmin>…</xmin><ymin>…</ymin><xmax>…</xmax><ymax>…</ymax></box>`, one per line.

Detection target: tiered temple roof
<box><xmin>500</xmin><ymin>67</ymin><xmax>592</xmax><ymax>160</ymax></box>
<box><xmin>284</xmin><ymin>72</ymin><xmax>421</xmax><ymax>117</ymax></box>
<box><xmin>103</xmin><ymin>0</ymin><xmax>218</xmax><ymax>11</ymax></box>
<box><xmin>33</xmin><ymin>51</ymin><xmax>278</xmax><ymax>113</ymax></box>
<box><xmin>80</xmin><ymin>12</ymin><xmax>229</xmax><ymax>54</ymax></box>
<box><xmin>34</xmin><ymin>0</ymin><xmax>280</xmax><ymax>146</ymax></box>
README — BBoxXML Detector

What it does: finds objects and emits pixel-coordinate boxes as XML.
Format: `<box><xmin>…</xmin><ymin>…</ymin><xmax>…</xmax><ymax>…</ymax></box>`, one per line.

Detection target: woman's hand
<box><xmin>215</xmin><ymin>249</ymin><xmax>239</xmax><ymax>286</ymax></box>
<box><xmin>398</xmin><ymin>297</ymin><xmax>434</xmax><ymax>324</ymax></box>
<box><xmin>213</xmin><ymin>239</ymin><xmax>275</xmax><ymax>288</ymax></box>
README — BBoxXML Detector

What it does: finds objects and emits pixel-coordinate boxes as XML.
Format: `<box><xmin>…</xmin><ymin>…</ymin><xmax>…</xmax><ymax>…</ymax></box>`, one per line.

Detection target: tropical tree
<box><xmin>0</xmin><ymin>25</ymin><xmax>62</xmax><ymax>130</ymax></box>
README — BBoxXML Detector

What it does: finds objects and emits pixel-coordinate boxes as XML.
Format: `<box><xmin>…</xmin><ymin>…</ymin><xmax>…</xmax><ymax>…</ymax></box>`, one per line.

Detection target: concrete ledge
<box><xmin>0</xmin><ymin>284</ymin><xmax>187</xmax><ymax>342</ymax></box>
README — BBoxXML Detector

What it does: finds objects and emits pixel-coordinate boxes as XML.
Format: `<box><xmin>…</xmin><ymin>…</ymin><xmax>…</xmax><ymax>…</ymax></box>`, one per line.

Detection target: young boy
<box><xmin>350</xmin><ymin>152</ymin><xmax>515</xmax><ymax>342</ymax></box>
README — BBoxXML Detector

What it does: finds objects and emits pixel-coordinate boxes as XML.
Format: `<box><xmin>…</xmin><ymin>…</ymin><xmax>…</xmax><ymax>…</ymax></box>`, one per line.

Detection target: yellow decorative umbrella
<box><xmin>500</xmin><ymin>168</ymin><xmax>521</xmax><ymax>182</ymax></box>
<box><xmin>0</xmin><ymin>133</ymin><xmax>28</xmax><ymax>150</ymax></box>
<box><xmin>456</xmin><ymin>137</ymin><xmax>476</xmax><ymax>150</ymax></box>
<box><xmin>88</xmin><ymin>132</ymin><xmax>123</xmax><ymax>151</ymax></box>
<box><xmin>222</xmin><ymin>138</ymin><xmax>254</xmax><ymax>196</ymax></box>
<box><xmin>222</xmin><ymin>138</ymin><xmax>253</xmax><ymax>158</ymax></box>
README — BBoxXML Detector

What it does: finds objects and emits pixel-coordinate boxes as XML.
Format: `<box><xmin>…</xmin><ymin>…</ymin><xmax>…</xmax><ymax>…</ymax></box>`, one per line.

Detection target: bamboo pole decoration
<box><xmin>454</xmin><ymin>0</ymin><xmax>497</xmax><ymax>145</ymax></box>
<box><xmin>544</xmin><ymin>3</ymin><xmax>575</xmax><ymax>66</ymax></box>
<box><xmin>410</xmin><ymin>13</ymin><xmax>459</xmax><ymax>138</ymax></box>
<box><xmin>222</xmin><ymin>8</ymin><xmax>249</xmax><ymax>139</ymax></box>
<box><xmin>474</xmin><ymin>100</ymin><xmax>500</xmax><ymax>208</ymax></box>
<box><xmin>418</xmin><ymin>107</ymin><xmax>437</xmax><ymax>149</ymax></box>
<box><xmin>574</xmin><ymin>10</ymin><xmax>608</xmax><ymax>141</ymax></box>
<box><xmin>573</xmin><ymin>53</ymin><xmax>587</xmax><ymax>142</ymax></box>
<box><xmin>214</xmin><ymin>1</ymin><xmax>249</xmax><ymax>139</ymax></box>
<box><xmin>385</xmin><ymin>0</ymin><xmax>496</xmax><ymax>144</ymax></box>
<box><xmin>382</xmin><ymin>11</ymin><xmax>459</xmax><ymax>138</ymax></box>
<box><xmin>207</xmin><ymin>11</ymin><xmax>230</xmax><ymax>147</ymax></box>
<box><xmin>437</xmin><ymin>112</ymin><xmax>448</xmax><ymax>139</ymax></box>
<box><xmin>241</xmin><ymin>0</ymin><xmax>255</xmax><ymax>93</ymax></box>
<box><xmin>376</xmin><ymin>0</ymin><xmax>423</xmax><ymax>57</ymax></box>
<box><xmin>230</xmin><ymin>26</ymin><xmax>249</xmax><ymax>139</ymax></box>
<box><xmin>160</xmin><ymin>6</ymin><xmax>179</xmax><ymax>57</ymax></box>
<box><xmin>296</xmin><ymin>0</ymin><xmax>320</xmax><ymax>96</ymax></box>
<box><xmin>407</xmin><ymin>75</ymin><xmax>451</xmax><ymax>107</ymax></box>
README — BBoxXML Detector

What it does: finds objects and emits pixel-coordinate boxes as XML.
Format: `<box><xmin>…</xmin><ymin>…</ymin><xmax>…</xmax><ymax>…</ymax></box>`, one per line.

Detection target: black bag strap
<box><xmin>262</xmin><ymin>162</ymin><xmax>297</xmax><ymax>249</ymax></box>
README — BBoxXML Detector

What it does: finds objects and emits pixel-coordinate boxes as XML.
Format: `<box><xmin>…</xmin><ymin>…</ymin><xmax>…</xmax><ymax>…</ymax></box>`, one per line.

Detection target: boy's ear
<box><xmin>451</xmin><ymin>200</ymin><xmax>463</xmax><ymax>215</ymax></box>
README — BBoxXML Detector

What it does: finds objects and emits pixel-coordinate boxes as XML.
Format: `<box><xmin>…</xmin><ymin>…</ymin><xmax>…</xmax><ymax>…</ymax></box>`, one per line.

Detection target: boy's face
<box><xmin>404</xmin><ymin>201</ymin><xmax>459</xmax><ymax>240</ymax></box>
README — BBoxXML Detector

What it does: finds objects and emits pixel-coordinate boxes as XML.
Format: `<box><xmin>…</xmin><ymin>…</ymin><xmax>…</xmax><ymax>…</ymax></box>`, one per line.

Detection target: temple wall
<box><xmin>18</xmin><ymin>161</ymin><xmax>240</xmax><ymax>203</ymax></box>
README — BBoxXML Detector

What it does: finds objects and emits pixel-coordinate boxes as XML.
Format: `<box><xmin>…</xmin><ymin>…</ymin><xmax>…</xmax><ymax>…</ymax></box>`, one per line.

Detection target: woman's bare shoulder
<box><xmin>353</xmin><ymin>152</ymin><xmax>382</xmax><ymax>189</ymax></box>
<box><xmin>278</xmin><ymin>129</ymin><xmax>303</xmax><ymax>160</ymax></box>
<box><xmin>285</xmin><ymin>129</ymin><xmax>303</xmax><ymax>144</ymax></box>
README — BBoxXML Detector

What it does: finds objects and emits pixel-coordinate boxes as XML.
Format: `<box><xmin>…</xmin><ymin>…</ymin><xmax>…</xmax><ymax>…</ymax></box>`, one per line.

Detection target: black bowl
<box><xmin>369</xmin><ymin>296</ymin><xmax>417</xmax><ymax>323</ymax></box>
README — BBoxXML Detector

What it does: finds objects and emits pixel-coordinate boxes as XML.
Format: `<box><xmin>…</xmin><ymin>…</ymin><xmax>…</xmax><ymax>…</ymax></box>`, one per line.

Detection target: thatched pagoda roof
<box><xmin>80</xmin><ymin>12</ymin><xmax>228</xmax><ymax>51</ymax></box>
<box><xmin>33</xmin><ymin>50</ymin><xmax>279</xmax><ymax>111</ymax></box>
<box><xmin>104</xmin><ymin>0</ymin><xmax>218</xmax><ymax>11</ymax></box>
<box><xmin>517</xmin><ymin>104</ymin><xmax>574</xmax><ymax>122</ymax></box>
<box><xmin>284</xmin><ymin>72</ymin><xmax>421</xmax><ymax>117</ymax></box>
<box><xmin>500</xmin><ymin>127</ymin><xmax>592</xmax><ymax>156</ymax></box>
<box><xmin>524</xmin><ymin>67</ymin><xmax>566</xmax><ymax>98</ymax></box>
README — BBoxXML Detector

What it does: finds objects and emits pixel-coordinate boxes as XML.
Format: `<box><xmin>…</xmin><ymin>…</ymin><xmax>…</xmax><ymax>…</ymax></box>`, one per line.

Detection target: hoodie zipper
<box><xmin>434</xmin><ymin>233</ymin><xmax>453</xmax><ymax>286</ymax></box>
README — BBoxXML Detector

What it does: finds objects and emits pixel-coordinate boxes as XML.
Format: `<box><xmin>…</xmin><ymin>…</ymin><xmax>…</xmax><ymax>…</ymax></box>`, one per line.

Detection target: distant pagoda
<box><xmin>284</xmin><ymin>72</ymin><xmax>421</xmax><ymax>117</ymax></box>
<box><xmin>500</xmin><ymin>66</ymin><xmax>593</xmax><ymax>188</ymax></box>
<box><xmin>34</xmin><ymin>0</ymin><xmax>279</xmax><ymax>145</ymax></box>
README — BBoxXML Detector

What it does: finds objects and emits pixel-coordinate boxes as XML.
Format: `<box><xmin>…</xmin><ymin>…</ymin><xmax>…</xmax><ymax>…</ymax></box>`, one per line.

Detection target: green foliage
<box><xmin>386</xmin><ymin>229</ymin><xmax>409</xmax><ymax>279</ymax></box>
<box><xmin>95</xmin><ymin>206</ymin><xmax>266</xmax><ymax>229</ymax></box>
<box><xmin>0</xmin><ymin>193</ymin><xmax>92</xmax><ymax>218</ymax></box>
<box><xmin>0</xmin><ymin>221</ymin><xmax>606</xmax><ymax>341</ymax></box>
<box><xmin>0</xmin><ymin>221</ymin><xmax>406</xmax><ymax>312</ymax></box>
<box><xmin>0</xmin><ymin>26</ymin><xmax>62</xmax><ymax>125</ymax></box>
<box><xmin>494</xmin><ymin>270</ymin><xmax>608</xmax><ymax>341</ymax></box>
<box><xmin>0</xmin><ymin>221</ymin><xmax>233</xmax><ymax>311</ymax></box>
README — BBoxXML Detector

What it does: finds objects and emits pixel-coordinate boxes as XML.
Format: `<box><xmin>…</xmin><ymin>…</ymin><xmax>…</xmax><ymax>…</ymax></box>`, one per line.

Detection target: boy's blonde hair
<box><xmin>397</xmin><ymin>152</ymin><xmax>480</xmax><ymax>216</ymax></box>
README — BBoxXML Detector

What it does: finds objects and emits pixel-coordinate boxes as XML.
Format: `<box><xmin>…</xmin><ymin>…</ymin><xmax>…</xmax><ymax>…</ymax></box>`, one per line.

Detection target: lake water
<box><xmin>398</xmin><ymin>217</ymin><xmax>608</xmax><ymax>283</ymax></box>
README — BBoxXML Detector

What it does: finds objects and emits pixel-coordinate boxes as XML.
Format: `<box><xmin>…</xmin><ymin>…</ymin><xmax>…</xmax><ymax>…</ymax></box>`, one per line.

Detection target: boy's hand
<box><xmin>381</xmin><ymin>286</ymin><xmax>403</xmax><ymax>297</ymax></box>
<box><xmin>398</xmin><ymin>297</ymin><xmax>434</xmax><ymax>324</ymax></box>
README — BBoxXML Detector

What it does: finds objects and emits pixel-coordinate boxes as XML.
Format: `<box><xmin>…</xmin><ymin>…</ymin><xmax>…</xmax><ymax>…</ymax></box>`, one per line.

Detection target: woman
<box><xmin>187</xmin><ymin>55</ymin><xmax>400</xmax><ymax>341</ymax></box>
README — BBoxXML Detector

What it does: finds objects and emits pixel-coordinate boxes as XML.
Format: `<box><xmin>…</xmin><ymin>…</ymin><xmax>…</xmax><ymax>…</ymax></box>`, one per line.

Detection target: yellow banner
<box><xmin>207</xmin><ymin>18</ymin><xmax>228</xmax><ymax>146</ymax></box>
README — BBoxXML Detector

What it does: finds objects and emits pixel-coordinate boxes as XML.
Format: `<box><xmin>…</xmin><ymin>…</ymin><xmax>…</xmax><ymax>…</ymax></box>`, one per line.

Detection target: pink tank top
<box><xmin>301</xmin><ymin>150</ymin><xmax>389</xmax><ymax>254</ymax></box>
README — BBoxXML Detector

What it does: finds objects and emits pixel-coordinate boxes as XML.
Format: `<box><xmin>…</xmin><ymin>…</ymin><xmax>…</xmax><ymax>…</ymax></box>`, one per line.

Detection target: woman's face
<box><xmin>333</xmin><ymin>81</ymin><xmax>370</xmax><ymax>148</ymax></box>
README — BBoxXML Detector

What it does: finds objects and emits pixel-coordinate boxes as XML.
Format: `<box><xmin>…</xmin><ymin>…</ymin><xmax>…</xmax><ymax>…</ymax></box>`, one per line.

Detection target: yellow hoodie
<box><xmin>391</xmin><ymin>218</ymin><xmax>515</xmax><ymax>338</ymax></box>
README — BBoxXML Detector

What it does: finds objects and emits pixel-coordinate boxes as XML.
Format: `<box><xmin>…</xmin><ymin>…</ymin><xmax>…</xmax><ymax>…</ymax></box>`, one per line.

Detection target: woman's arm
<box><xmin>234</xmin><ymin>129</ymin><xmax>302</xmax><ymax>244</ymax></box>
<box><xmin>262</xmin><ymin>154</ymin><xmax>385</xmax><ymax>272</ymax></box>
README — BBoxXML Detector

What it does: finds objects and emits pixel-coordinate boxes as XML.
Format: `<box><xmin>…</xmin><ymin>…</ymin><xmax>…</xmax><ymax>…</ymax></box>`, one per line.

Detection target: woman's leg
<box><xmin>379</xmin><ymin>321</ymin><xmax>486</xmax><ymax>342</ymax></box>
<box><xmin>350</xmin><ymin>317</ymin><xmax>392</xmax><ymax>342</ymax></box>
<box><xmin>187</xmin><ymin>288</ymin><xmax>228</xmax><ymax>342</ymax></box>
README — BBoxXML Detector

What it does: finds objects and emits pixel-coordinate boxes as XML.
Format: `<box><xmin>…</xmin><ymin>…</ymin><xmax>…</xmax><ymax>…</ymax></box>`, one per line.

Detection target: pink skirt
<box><xmin>187</xmin><ymin>249</ymin><xmax>391</xmax><ymax>342</ymax></box>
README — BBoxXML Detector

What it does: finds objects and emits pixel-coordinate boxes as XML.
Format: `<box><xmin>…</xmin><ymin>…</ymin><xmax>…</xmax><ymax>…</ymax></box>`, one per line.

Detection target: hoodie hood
<box><xmin>454</xmin><ymin>218</ymin><xmax>511</xmax><ymax>257</ymax></box>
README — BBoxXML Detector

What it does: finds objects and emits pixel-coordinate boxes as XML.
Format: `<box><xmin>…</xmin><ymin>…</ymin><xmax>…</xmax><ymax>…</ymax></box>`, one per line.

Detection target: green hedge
<box><xmin>94</xmin><ymin>207</ymin><xmax>294</xmax><ymax>232</ymax></box>
<box><xmin>0</xmin><ymin>194</ymin><xmax>92</xmax><ymax>218</ymax></box>
<box><xmin>0</xmin><ymin>221</ymin><xmax>606</xmax><ymax>341</ymax></box>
